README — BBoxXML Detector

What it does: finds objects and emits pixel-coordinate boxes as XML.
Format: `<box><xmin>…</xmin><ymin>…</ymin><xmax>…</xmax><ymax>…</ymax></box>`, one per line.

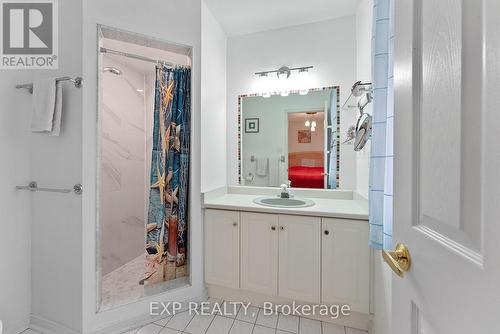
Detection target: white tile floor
<box><xmin>21</xmin><ymin>298</ymin><xmax>369</xmax><ymax>334</ymax></box>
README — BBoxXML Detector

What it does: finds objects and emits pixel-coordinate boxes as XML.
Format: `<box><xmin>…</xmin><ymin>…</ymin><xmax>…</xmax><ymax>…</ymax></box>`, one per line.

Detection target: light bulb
<box><xmin>311</xmin><ymin>126</ymin><xmax>316</xmax><ymax>132</ymax></box>
<box><xmin>311</xmin><ymin>121</ymin><xmax>317</xmax><ymax>128</ymax></box>
<box><xmin>277</xmin><ymin>67</ymin><xmax>290</xmax><ymax>97</ymax></box>
<box><xmin>305</xmin><ymin>120</ymin><xmax>310</xmax><ymax>127</ymax></box>
<box><xmin>298</xmin><ymin>68</ymin><xmax>310</xmax><ymax>95</ymax></box>
<box><xmin>258</xmin><ymin>73</ymin><xmax>271</xmax><ymax>97</ymax></box>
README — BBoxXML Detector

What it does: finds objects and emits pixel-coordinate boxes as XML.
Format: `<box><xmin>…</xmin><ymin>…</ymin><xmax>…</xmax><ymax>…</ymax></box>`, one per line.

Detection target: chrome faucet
<box><xmin>280</xmin><ymin>182</ymin><xmax>291</xmax><ymax>199</ymax></box>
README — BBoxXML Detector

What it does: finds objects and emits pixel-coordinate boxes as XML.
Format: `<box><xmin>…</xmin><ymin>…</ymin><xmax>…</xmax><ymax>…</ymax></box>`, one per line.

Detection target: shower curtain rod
<box><xmin>100</xmin><ymin>47</ymin><xmax>189</xmax><ymax>68</ymax></box>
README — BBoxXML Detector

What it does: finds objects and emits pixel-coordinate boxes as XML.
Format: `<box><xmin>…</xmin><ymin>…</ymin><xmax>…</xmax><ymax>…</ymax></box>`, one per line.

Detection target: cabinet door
<box><xmin>278</xmin><ymin>215</ymin><xmax>321</xmax><ymax>303</ymax></box>
<box><xmin>204</xmin><ymin>209</ymin><xmax>240</xmax><ymax>288</ymax></box>
<box><xmin>240</xmin><ymin>212</ymin><xmax>279</xmax><ymax>296</ymax></box>
<box><xmin>322</xmin><ymin>218</ymin><xmax>369</xmax><ymax>313</ymax></box>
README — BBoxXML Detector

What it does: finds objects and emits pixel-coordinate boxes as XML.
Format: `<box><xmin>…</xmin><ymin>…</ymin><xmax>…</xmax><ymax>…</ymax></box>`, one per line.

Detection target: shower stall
<box><xmin>95</xmin><ymin>26</ymin><xmax>200</xmax><ymax>314</ymax></box>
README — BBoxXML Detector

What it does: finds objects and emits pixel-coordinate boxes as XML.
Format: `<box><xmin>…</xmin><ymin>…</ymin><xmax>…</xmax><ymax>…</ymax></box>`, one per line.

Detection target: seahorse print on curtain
<box><xmin>142</xmin><ymin>65</ymin><xmax>190</xmax><ymax>285</ymax></box>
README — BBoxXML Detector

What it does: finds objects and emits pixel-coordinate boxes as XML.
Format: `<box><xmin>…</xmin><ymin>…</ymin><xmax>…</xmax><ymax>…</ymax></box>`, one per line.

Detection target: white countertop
<box><xmin>203</xmin><ymin>186</ymin><xmax>369</xmax><ymax>220</ymax></box>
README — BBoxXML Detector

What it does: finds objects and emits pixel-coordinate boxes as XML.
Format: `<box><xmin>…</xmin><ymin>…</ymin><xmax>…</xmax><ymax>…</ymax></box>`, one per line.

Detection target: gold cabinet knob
<box><xmin>382</xmin><ymin>243</ymin><xmax>411</xmax><ymax>278</ymax></box>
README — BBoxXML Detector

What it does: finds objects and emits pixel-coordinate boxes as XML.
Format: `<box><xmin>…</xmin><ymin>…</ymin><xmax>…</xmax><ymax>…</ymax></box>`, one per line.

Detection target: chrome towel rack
<box><xmin>16</xmin><ymin>181</ymin><xmax>83</xmax><ymax>195</ymax></box>
<box><xmin>16</xmin><ymin>76</ymin><xmax>83</xmax><ymax>94</ymax></box>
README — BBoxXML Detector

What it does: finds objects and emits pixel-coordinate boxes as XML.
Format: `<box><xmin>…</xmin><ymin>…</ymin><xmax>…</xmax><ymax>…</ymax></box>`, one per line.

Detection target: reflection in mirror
<box><xmin>239</xmin><ymin>87</ymin><xmax>340</xmax><ymax>189</ymax></box>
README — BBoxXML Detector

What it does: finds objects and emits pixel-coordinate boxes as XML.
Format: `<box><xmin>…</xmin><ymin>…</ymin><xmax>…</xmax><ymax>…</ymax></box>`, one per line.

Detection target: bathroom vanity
<box><xmin>203</xmin><ymin>187</ymin><xmax>371</xmax><ymax>328</ymax></box>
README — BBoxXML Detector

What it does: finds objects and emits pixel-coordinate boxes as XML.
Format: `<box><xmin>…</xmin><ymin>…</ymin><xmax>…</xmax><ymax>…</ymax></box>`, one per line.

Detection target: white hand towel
<box><xmin>31</xmin><ymin>78</ymin><xmax>63</xmax><ymax>136</ymax></box>
<box><xmin>268</xmin><ymin>157</ymin><xmax>279</xmax><ymax>186</ymax></box>
<box><xmin>279</xmin><ymin>158</ymin><xmax>288</xmax><ymax>184</ymax></box>
<box><xmin>256</xmin><ymin>157</ymin><xmax>269</xmax><ymax>176</ymax></box>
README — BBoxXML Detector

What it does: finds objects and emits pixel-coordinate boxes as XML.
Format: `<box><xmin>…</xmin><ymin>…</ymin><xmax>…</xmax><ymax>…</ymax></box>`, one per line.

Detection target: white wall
<box><xmin>29</xmin><ymin>0</ymin><xmax>83</xmax><ymax>331</ymax></box>
<box><xmin>0</xmin><ymin>52</ymin><xmax>33</xmax><ymax>334</ymax></box>
<box><xmin>82</xmin><ymin>1</ymin><xmax>204</xmax><ymax>333</ymax></box>
<box><xmin>355</xmin><ymin>0</ymin><xmax>373</xmax><ymax>199</ymax></box>
<box><xmin>227</xmin><ymin>16</ymin><xmax>358</xmax><ymax>189</ymax></box>
<box><xmin>201</xmin><ymin>1</ymin><xmax>227</xmax><ymax>192</ymax></box>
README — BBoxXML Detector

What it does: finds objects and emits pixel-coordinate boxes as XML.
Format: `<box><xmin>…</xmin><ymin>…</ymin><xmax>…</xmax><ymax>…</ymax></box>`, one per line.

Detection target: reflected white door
<box><xmin>392</xmin><ymin>0</ymin><xmax>500</xmax><ymax>333</ymax></box>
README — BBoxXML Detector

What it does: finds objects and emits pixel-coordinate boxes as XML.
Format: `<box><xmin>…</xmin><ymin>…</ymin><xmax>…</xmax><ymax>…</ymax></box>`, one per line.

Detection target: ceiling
<box><xmin>204</xmin><ymin>0</ymin><xmax>361</xmax><ymax>36</ymax></box>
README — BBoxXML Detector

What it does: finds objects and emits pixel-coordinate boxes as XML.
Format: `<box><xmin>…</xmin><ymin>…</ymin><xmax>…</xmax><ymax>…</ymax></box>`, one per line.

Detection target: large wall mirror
<box><xmin>239</xmin><ymin>87</ymin><xmax>340</xmax><ymax>189</ymax></box>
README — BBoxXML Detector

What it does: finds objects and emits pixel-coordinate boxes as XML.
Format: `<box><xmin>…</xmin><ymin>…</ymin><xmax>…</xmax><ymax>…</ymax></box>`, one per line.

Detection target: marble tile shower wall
<box><xmin>100</xmin><ymin>56</ymin><xmax>150</xmax><ymax>275</ymax></box>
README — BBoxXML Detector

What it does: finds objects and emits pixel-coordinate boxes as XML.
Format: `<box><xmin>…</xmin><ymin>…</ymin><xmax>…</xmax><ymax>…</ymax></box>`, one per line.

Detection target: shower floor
<box><xmin>101</xmin><ymin>254</ymin><xmax>190</xmax><ymax>311</ymax></box>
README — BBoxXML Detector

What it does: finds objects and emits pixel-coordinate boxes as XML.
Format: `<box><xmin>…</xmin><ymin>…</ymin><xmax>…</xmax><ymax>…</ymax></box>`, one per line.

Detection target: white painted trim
<box><xmin>3</xmin><ymin>317</ymin><xmax>29</xmax><ymax>334</ymax></box>
<box><xmin>30</xmin><ymin>314</ymin><xmax>80</xmax><ymax>334</ymax></box>
<box><xmin>207</xmin><ymin>284</ymin><xmax>372</xmax><ymax>331</ymax></box>
<box><xmin>88</xmin><ymin>291</ymin><xmax>208</xmax><ymax>334</ymax></box>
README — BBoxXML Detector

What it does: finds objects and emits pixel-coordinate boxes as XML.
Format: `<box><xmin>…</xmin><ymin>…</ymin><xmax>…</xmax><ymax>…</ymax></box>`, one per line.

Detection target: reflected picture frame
<box><xmin>245</xmin><ymin>118</ymin><xmax>259</xmax><ymax>133</ymax></box>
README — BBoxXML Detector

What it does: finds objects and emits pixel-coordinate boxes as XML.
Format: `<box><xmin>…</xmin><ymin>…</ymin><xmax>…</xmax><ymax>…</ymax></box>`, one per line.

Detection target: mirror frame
<box><xmin>237</xmin><ymin>86</ymin><xmax>341</xmax><ymax>188</ymax></box>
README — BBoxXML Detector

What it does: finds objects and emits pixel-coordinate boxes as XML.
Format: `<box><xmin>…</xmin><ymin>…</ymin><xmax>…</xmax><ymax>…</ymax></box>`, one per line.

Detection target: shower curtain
<box><xmin>369</xmin><ymin>0</ymin><xmax>394</xmax><ymax>250</ymax></box>
<box><xmin>142</xmin><ymin>65</ymin><xmax>191</xmax><ymax>285</ymax></box>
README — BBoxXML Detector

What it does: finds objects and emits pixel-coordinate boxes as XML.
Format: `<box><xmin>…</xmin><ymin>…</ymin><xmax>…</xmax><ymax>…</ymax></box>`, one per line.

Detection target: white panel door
<box><xmin>392</xmin><ymin>0</ymin><xmax>500</xmax><ymax>333</ymax></box>
<box><xmin>278</xmin><ymin>215</ymin><xmax>321</xmax><ymax>303</ymax></box>
<box><xmin>204</xmin><ymin>209</ymin><xmax>240</xmax><ymax>288</ymax></box>
<box><xmin>321</xmin><ymin>218</ymin><xmax>370</xmax><ymax>313</ymax></box>
<box><xmin>240</xmin><ymin>212</ymin><xmax>279</xmax><ymax>295</ymax></box>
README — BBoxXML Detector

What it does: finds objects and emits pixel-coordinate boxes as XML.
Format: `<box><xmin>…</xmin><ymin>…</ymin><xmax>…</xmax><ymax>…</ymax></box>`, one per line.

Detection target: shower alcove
<box><xmin>86</xmin><ymin>26</ymin><xmax>205</xmax><ymax>328</ymax></box>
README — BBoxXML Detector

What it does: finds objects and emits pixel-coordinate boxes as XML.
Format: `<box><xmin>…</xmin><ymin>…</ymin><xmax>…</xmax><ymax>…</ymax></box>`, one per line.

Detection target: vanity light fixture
<box><xmin>255</xmin><ymin>65</ymin><xmax>313</xmax><ymax>97</ymax></box>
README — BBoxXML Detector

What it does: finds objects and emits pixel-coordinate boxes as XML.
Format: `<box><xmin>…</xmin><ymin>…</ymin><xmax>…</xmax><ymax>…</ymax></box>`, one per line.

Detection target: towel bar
<box><xmin>16</xmin><ymin>181</ymin><xmax>83</xmax><ymax>195</ymax></box>
<box><xmin>16</xmin><ymin>76</ymin><xmax>83</xmax><ymax>94</ymax></box>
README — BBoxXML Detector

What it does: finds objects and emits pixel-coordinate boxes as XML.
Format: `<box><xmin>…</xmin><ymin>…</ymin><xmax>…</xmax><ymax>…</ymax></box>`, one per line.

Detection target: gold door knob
<box><xmin>382</xmin><ymin>243</ymin><xmax>411</xmax><ymax>278</ymax></box>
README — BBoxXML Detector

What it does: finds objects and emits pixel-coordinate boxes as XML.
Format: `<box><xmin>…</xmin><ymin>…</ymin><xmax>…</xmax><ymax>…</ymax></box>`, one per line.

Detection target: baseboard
<box><xmin>27</xmin><ymin>290</ymin><xmax>208</xmax><ymax>334</ymax></box>
<box><xmin>4</xmin><ymin>317</ymin><xmax>30</xmax><ymax>334</ymax></box>
<box><xmin>88</xmin><ymin>289</ymin><xmax>209</xmax><ymax>334</ymax></box>
<box><xmin>30</xmin><ymin>314</ymin><xmax>80</xmax><ymax>334</ymax></box>
<box><xmin>207</xmin><ymin>284</ymin><xmax>372</xmax><ymax>331</ymax></box>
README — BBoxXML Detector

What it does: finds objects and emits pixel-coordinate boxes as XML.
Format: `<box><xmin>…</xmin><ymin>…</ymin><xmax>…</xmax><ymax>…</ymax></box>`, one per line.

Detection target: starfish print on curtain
<box><xmin>141</xmin><ymin>65</ymin><xmax>191</xmax><ymax>285</ymax></box>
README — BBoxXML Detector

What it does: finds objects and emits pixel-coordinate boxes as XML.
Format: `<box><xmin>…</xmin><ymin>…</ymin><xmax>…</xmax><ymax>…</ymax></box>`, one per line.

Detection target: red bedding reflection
<box><xmin>288</xmin><ymin>166</ymin><xmax>324</xmax><ymax>189</ymax></box>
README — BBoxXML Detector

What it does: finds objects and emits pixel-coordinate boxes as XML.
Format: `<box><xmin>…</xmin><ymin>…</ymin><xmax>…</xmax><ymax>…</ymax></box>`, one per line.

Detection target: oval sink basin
<box><xmin>253</xmin><ymin>196</ymin><xmax>315</xmax><ymax>208</ymax></box>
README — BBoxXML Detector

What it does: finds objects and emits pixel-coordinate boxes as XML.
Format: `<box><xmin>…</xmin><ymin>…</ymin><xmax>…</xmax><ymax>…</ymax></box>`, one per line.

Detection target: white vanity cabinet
<box><xmin>278</xmin><ymin>215</ymin><xmax>321</xmax><ymax>303</ymax></box>
<box><xmin>240</xmin><ymin>212</ymin><xmax>279</xmax><ymax>296</ymax></box>
<box><xmin>322</xmin><ymin>218</ymin><xmax>370</xmax><ymax>313</ymax></box>
<box><xmin>204</xmin><ymin>209</ymin><xmax>370</xmax><ymax>314</ymax></box>
<box><xmin>239</xmin><ymin>213</ymin><xmax>321</xmax><ymax>302</ymax></box>
<box><xmin>204</xmin><ymin>209</ymin><xmax>240</xmax><ymax>288</ymax></box>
